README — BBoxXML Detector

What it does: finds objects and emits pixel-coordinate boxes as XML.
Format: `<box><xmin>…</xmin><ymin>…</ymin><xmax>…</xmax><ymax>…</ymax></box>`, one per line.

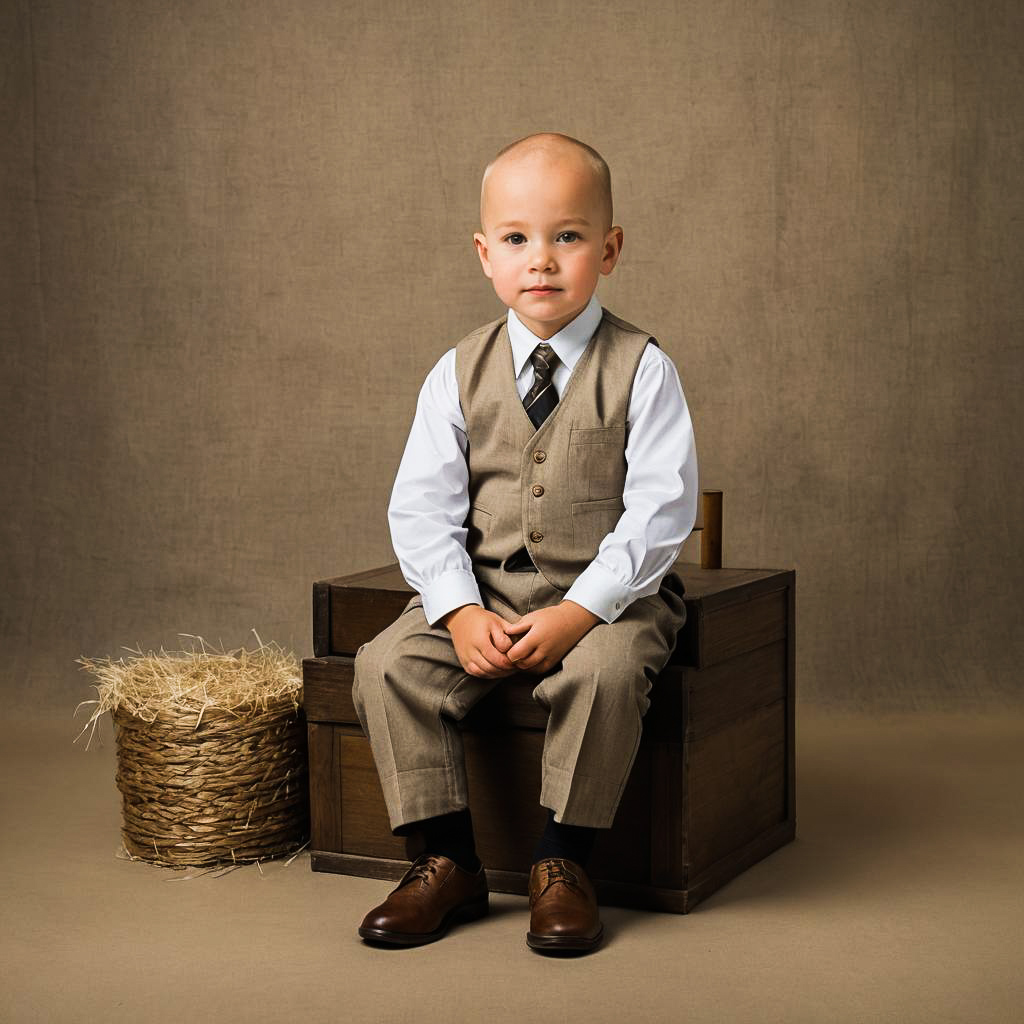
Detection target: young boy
<box><xmin>351</xmin><ymin>132</ymin><xmax>698</xmax><ymax>954</ymax></box>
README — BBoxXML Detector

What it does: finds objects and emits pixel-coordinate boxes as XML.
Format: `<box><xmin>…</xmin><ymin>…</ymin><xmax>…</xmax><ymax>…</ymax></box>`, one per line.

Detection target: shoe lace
<box><xmin>544</xmin><ymin>860</ymin><xmax>575</xmax><ymax>886</ymax></box>
<box><xmin>531</xmin><ymin>858</ymin><xmax>580</xmax><ymax>904</ymax></box>
<box><xmin>402</xmin><ymin>854</ymin><xmax>442</xmax><ymax>888</ymax></box>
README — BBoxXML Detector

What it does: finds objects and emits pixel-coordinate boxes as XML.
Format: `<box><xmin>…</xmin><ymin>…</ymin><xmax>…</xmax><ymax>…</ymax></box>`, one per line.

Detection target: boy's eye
<box><xmin>557</xmin><ymin>231</ymin><xmax>580</xmax><ymax>243</ymax></box>
<box><xmin>504</xmin><ymin>233</ymin><xmax>526</xmax><ymax>245</ymax></box>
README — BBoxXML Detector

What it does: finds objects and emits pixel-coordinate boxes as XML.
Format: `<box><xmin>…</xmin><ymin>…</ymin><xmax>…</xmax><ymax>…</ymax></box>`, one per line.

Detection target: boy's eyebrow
<box><xmin>493</xmin><ymin>217</ymin><xmax>593</xmax><ymax>230</ymax></box>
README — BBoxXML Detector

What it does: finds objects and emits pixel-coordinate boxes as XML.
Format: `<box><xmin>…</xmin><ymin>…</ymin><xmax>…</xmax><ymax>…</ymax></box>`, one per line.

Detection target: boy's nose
<box><xmin>529</xmin><ymin>243</ymin><xmax>556</xmax><ymax>272</ymax></box>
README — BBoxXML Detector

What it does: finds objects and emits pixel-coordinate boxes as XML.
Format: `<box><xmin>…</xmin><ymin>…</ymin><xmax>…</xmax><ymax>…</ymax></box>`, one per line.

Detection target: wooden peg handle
<box><xmin>700</xmin><ymin>490</ymin><xmax>723</xmax><ymax>569</ymax></box>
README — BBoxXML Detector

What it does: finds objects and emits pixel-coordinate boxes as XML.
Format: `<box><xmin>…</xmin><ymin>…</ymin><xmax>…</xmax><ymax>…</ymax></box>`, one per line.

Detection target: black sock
<box><xmin>417</xmin><ymin>808</ymin><xmax>481</xmax><ymax>873</ymax></box>
<box><xmin>531</xmin><ymin>808</ymin><xmax>597</xmax><ymax>868</ymax></box>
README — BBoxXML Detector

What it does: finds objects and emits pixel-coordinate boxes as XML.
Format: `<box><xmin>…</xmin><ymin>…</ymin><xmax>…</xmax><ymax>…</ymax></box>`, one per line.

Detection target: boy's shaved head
<box><xmin>480</xmin><ymin>132</ymin><xmax>613</xmax><ymax>233</ymax></box>
<box><xmin>473</xmin><ymin>132</ymin><xmax>624</xmax><ymax>338</ymax></box>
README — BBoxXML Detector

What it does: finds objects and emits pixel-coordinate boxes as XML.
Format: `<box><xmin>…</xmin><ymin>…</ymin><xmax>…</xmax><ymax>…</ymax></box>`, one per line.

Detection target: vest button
<box><xmin>530</xmin><ymin>531</ymin><xmax>544</xmax><ymax>544</ymax></box>
<box><xmin>533</xmin><ymin>450</ymin><xmax>546</xmax><ymax>463</ymax></box>
<box><xmin>532</xmin><ymin>484</ymin><xmax>545</xmax><ymax>497</ymax></box>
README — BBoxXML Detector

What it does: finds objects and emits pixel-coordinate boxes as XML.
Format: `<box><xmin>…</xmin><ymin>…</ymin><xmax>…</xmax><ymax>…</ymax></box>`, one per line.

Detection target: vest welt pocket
<box><xmin>570</xmin><ymin>496</ymin><xmax>625</xmax><ymax>554</ymax></box>
<box><xmin>569</xmin><ymin>423</ymin><xmax>627</xmax><ymax>500</ymax></box>
<box><xmin>570</xmin><ymin>425</ymin><xmax>625</xmax><ymax>446</ymax></box>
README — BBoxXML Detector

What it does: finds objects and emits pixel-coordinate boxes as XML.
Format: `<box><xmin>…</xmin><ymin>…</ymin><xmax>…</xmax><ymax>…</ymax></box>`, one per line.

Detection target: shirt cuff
<box><xmin>420</xmin><ymin>570</ymin><xmax>483</xmax><ymax>627</ymax></box>
<box><xmin>562</xmin><ymin>561</ymin><xmax>634</xmax><ymax>624</ymax></box>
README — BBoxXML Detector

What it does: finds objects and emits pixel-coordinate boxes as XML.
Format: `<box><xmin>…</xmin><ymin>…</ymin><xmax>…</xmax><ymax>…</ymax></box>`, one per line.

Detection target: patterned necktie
<box><xmin>523</xmin><ymin>343</ymin><xmax>559</xmax><ymax>429</ymax></box>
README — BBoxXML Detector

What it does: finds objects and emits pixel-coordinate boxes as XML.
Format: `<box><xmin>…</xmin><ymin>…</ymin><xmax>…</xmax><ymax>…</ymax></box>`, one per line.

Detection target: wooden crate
<box><xmin>303</xmin><ymin>562</ymin><xmax>795</xmax><ymax>913</ymax></box>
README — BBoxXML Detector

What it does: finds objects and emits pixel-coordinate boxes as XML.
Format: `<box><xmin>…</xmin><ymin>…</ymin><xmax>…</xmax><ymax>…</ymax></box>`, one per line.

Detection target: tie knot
<box><xmin>530</xmin><ymin>343</ymin><xmax>556</xmax><ymax>379</ymax></box>
<box><xmin>523</xmin><ymin>343</ymin><xmax>560</xmax><ymax>429</ymax></box>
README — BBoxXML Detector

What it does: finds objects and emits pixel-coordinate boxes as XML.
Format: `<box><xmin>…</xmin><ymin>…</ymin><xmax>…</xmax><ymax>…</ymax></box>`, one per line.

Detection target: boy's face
<box><xmin>473</xmin><ymin>151</ymin><xmax>623</xmax><ymax>340</ymax></box>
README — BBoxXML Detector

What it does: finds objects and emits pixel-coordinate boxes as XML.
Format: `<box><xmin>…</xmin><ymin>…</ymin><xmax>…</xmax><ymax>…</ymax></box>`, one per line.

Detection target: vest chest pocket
<box><xmin>568</xmin><ymin>423</ymin><xmax>627</xmax><ymax>501</ymax></box>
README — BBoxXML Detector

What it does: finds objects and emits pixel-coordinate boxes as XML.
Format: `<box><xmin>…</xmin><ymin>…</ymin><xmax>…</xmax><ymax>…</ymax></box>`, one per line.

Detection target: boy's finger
<box><xmin>504</xmin><ymin>618</ymin><xmax>533</xmax><ymax>636</ymax></box>
<box><xmin>507</xmin><ymin>636</ymin><xmax>539</xmax><ymax>663</ymax></box>
<box><xmin>489</xmin><ymin>625</ymin><xmax>513</xmax><ymax>653</ymax></box>
<box><xmin>483</xmin><ymin>637</ymin><xmax>515</xmax><ymax>667</ymax></box>
<box><xmin>476</xmin><ymin>644</ymin><xmax>514</xmax><ymax>674</ymax></box>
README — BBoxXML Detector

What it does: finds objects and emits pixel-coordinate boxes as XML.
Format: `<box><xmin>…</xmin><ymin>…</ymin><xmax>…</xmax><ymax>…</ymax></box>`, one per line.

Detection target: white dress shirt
<box><xmin>388</xmin><ymin>293</ymin><xmax>699</xmax><ymax>627</ymax></box>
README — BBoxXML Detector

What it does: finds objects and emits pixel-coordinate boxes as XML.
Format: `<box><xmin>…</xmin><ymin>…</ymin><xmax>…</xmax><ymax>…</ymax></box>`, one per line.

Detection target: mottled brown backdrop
<box><xmin>3</xmin><ymin>0</ymin><xmax>1021</xmax><ymax>715</ymax></box>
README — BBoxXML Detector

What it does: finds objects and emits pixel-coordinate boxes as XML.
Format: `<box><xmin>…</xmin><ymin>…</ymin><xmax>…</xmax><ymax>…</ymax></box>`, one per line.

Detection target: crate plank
<box><xmin>687</xmin><ymin>640</ymin><xmax>787</xmax><ymax>740</ymax></box>
<box><xmin>321</xmin><ymin>562</ymin><xmax>795</xmax><ymax>665</ymax></box>
<box><xmin>649</xmin><ymin>737</ymin><xmax>685</xmax><ymax>890</ymax></box>
<box><xmin>303</xmin><ymin>659</ymin><xmax>358</xmax><ymax>723</ymax></box>
<box><xmin>686</xmin><ymin>701</ymin><xmax>788</xmax><ymax>877</ymax></box>
<box><xmin>697</xmin><ymin>589</ymin><xmax>788</xmax><ymax>668</ymax></box>
<box><xmin>339</xmin><ymin>733</ymin><xmax>406</xmax><ymax>861</ymax></box>
<box><xmin>307</xmin><ymin>723</ymin><xmax>342</xmax><ymax>853</ymax></box>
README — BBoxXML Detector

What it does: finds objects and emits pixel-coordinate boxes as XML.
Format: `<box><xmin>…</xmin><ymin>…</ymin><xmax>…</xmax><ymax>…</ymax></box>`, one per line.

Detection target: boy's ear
<box><xmin>473</xmin><ymin>232</ymin><xmax>494</xmax><ymax>279</ymax></box>
<box><xmin>600</xmin><ymin>226</ymin><xmax>624</xmax><ymax>276</ymax></box>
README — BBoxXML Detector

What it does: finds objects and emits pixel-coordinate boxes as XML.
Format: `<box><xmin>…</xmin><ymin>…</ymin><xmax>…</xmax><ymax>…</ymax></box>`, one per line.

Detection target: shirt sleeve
<box><xmin>387</xmin><ymin>349</ymin><xmax>482</xmax><ymax>626</ymax></box>
<box><xmin>562</xmin><ymin>343</ymin><xmax>699</xmax><ymax>623</ymax></box>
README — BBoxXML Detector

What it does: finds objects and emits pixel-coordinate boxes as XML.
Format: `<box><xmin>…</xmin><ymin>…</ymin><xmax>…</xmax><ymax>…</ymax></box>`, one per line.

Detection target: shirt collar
<box><xmin>507</xmin><ymin>294</ymin><xmax>604</xmax><ymax>378</ymax></box>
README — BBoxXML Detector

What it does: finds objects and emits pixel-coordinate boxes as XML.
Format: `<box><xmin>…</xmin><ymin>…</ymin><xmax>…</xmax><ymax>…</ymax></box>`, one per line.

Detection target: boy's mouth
<box><xmin>525</xmin><ymin>286</ymin><xmax>561</xmax><ymax>294</ymax></box>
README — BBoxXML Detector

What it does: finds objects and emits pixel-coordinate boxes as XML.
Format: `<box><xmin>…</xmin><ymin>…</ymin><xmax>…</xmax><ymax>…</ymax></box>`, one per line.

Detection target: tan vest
<box><xmin>454</xmin><ymin>308</ymin><xmax>656</xmax><ymax>591</ymax></box>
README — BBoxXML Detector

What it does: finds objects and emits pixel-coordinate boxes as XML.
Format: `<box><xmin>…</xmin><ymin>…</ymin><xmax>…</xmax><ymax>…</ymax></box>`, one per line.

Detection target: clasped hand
<box><xmin>440</xmin><ymin>602</ymin><xmax>601</xmax><ymax>678</ymax></box>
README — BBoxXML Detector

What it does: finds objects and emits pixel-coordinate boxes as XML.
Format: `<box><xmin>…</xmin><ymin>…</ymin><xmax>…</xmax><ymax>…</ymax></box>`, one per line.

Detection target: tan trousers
<box><xmin>351</xmin><ymin>564</ymin><xmax>686</xmax><ymax>831</ymax></box>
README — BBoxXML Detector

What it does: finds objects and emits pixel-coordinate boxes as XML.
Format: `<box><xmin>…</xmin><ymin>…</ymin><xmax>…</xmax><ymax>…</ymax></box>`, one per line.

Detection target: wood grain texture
<box><xmin>694</xmin><ymin>588</ymin><xmax>789</xmax><ymax>669</ymax></box>
<box><xmin>685</xmin><ymin>700</ymin><xmax>788</xmax><ymax>877</ymax></box>
<box><xmin>322</xmin><ymin>562</ymin><xmax>795</xmax><ymax>666</ymax></box>
<box><xmin>307</xmin><ymin>723</ymin><xmax>342</xmax><ymax>853</ymax></box>
<box><xmin>700</xmin><ymin>490</ymin><xmax>723</xmax><ymax>569</ymax></box>
<box><xmin>312</xmin><ymin>580</ymin><xmax>331</xmax><ymax>658</ymax></box>
<box><xmin>329</xmin><ymin>587</ymin><xmax>414</xmax><ymax>659</ymax></box>
<box><xmin>687</xmin><ymin>640</ymin><xmax>787</xmax><ymax>739</ymax></box>
<box><xmin>302</xmin><ymin>658</ymin><xmax>358</xmax><ymax>724</ymax></box>
<box><xmin>649</xmin><ymin>736</ymin><xmax>685</xmax><ymax>890</ymax></box>
<box><xmin>339</xmin><ymin>734</ymin><xmax>406</xmax><ymax>861</ymax></box>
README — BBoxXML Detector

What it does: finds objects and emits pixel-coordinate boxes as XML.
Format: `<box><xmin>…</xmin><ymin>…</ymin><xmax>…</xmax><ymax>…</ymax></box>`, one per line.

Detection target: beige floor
<box><xmin>3</xmin><ymin>707</ymin><xmax>1022</xmax><ymax>1024</ymax></box>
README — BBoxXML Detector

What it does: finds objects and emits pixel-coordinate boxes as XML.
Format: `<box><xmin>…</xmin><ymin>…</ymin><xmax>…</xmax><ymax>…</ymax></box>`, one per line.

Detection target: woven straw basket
<box><xmin>77</xmin><ymin>636</ymin><xmax>309</xmax><ymax>868</ymax></box>
<box><xmin>112</xmin><ymin>699</ymin><xmax>308</xmax><ymax>867</ymax></box>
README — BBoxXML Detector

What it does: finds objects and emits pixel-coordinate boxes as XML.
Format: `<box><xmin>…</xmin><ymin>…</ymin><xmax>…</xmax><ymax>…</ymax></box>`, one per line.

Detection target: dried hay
<box><xmin>74</xmin><ymin>631</ymin><xmax>309</xmax><ymax>869</ymax></box>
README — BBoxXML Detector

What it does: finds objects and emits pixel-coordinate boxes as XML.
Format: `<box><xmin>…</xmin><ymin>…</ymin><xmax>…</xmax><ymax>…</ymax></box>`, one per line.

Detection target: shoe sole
<box><xmin>358</xmin><ymin>894</ymin><xmax>489</xmax><ymax>947</ymax></box>
<box><xmin>526</xmin><ymin>924</ymin><xmax>604</xmax><ymax>953</ymax></box>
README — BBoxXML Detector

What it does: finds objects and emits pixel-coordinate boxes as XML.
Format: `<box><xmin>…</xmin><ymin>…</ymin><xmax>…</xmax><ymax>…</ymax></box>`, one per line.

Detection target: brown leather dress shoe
<box><xmin>358</xmin><ymin>853</ymin><xmax>489</xmax><ymax>946</ymax></box>
<box><xmin>527</xmin><ymin>857</ymin><xmax>603</xmax><ymax>953</ymax></box>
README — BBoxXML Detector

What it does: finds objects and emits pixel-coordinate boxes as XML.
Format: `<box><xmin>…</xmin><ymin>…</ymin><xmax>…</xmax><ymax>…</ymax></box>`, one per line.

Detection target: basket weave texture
<box><xmin>77</xmin><ymin>635</ymin><xmax>309</xmax><ymax>868</ymax></box>
<box><xmin>112</xmin><ymin>698</ymin><xmax>309</xmax><ymax>867</ymax></box>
